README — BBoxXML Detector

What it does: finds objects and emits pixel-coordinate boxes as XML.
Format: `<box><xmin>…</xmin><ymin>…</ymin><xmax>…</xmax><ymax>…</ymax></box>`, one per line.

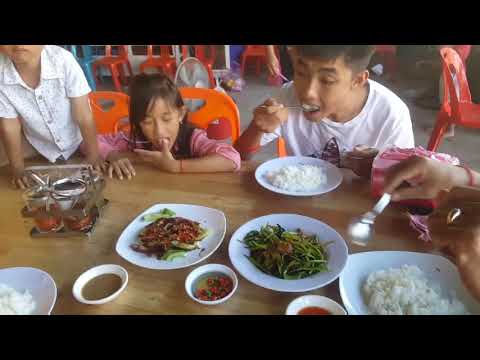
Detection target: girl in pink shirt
<box><xmin>97</xmin><ymin>73</ymin><xmax>241</xmax><ymax>180</ymax></box>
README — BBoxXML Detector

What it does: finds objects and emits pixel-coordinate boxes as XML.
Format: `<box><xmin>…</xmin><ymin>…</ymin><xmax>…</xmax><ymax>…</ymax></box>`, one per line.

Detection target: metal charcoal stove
<box><xmin>20</xmin><ymin>164</ymin><xmax>109</xmax><ymax>238</ymax></box>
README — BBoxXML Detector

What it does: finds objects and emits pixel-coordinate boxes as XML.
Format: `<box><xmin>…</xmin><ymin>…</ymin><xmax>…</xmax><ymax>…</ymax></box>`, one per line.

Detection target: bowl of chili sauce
<box><xmin>185</xmin><ymin>264</ymin><xmax>238</xmax><ymax>305</ymax></box>
<box><xmin>286</xmin><ymin>295</ymin><xmax>347</xmax><ymax>315</ymax></box>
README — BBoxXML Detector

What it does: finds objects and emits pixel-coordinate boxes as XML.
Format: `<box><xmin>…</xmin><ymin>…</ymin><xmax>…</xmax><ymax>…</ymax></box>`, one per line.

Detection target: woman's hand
<box><xmin>134</xmin><ymin>139</ymin><xmax>180</xmax><ymax>173</ymax></box>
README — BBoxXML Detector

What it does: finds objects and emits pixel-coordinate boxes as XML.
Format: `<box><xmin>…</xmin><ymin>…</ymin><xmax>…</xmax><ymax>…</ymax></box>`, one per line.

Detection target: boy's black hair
<box><xmin>128</xmin><ymin>72</ymin><xmax>195</xmax><ymax>158</ymax></box>
<box><xmin>291</xmin><ymin>45</ymin><xmax>376</xmax><ymax>73</ymax></box>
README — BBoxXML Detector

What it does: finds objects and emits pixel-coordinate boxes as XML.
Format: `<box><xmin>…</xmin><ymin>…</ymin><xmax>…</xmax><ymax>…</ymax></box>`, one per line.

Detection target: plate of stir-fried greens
<box><xmin>228</xmin><ymin>214</ymin><xmax>348</xmax><ymax>292</ymax></box>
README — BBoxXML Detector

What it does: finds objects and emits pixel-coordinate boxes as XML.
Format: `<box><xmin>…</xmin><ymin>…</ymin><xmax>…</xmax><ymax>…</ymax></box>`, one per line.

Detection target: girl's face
<box><xmin>139</xmin><ymin>98</ymin><xmax>186</xmax><ymax>151</ymax></box>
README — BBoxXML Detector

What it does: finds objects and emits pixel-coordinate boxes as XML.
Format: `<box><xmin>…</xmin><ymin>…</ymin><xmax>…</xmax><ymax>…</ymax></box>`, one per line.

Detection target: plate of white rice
<box><xmin>339</xmin><ymin>251</ymin><xmax>480</xmax><ymax>315</ymax></box>
<box><xmin>0</xmin><ymin>267</ymin><xmax>57</xmax><ymax>315</ymax></box>
<box><xmin>255</xmin><ymin>156</ymin><xmax>343</xmax><ymax>196</ymax></box>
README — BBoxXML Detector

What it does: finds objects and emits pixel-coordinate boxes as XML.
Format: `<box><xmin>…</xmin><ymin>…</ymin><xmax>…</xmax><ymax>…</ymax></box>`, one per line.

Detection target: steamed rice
<box><xmin>363</xmin><ymin>265</ymin><xmax>469</xmax><ymax>315</ymax></box>
<box><xmin>266</xmin><ymin>165</ymin><xmax>327</xmax><ymax>192</ymax></box>
<box><xmin>0</xmin><ymin>283</ymin><xmax>36</xmax><ymax>315</ymax></box>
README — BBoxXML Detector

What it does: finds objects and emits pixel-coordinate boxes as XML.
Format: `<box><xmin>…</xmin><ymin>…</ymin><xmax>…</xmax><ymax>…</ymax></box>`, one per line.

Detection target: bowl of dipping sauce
<box><xmin>286</xmin><ymin>295</ymin><xmax>347</xmax><ymax>315</ymax></box>
<box><xmin>72</xmin><ymin>264</ymin><xmax>128</xmax><ymax>305</ymax></box>
<box><xmin>185</xmin><ymin>264</ymin><xmax>238</xmax><ymax>305</ymax></box>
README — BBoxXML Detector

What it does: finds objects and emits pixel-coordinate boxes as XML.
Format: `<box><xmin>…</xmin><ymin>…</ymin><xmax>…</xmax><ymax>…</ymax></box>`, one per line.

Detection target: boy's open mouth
<box><xmin>301</xmin><ymin>103</ymin><xmax>321</xmax><ymax>113</ymax></box>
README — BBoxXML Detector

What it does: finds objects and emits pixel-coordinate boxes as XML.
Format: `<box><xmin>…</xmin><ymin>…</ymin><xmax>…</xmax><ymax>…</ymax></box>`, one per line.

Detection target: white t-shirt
<box><xmin>0</xmin><ymin>45</ymin><xmax>91</xmax><ymax>162</ymax></box>
<box><xmin>261</xmin><ymin>80</ymin><xmax>414</xmax><ymax>159</ymax></box>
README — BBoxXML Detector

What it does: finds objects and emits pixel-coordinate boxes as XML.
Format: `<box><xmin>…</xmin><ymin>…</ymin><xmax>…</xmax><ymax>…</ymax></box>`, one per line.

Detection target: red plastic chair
<box><xmin>179</xmin><ymin>87</ymin><xmax>240</xmax><ymax>142</ymax></box>
<box><xmin>375</xmin><ymin>45</ymin><xmax>397</xmax><ymax>78</ymax></box>
<box><xmin>89</xmin><ymin>91</ymin><xmax>130</xmax><ymax>135</ymax></box>
<box><xmin>427</xmin><ymin>47</ymin><xmax>480</xmax><ymax>151</ymax></box>
<box><xmin>92</xmin><ymin>45</ymin><xmax>133</xmax><ymax>92</ymax></box>
<box><xmin>241</xmin><ymin>45</ymin><xmax>270</xmax><ymax>77</ymax></box>
<box><xmin>139</xmin><ymin>46</ymin><xmax>177</xmax><ymax>78</ymax></box>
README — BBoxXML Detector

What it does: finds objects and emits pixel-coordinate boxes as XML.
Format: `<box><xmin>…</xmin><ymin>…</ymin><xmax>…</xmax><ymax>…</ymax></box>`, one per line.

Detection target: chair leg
<box><xmin>427</xmin><ymin>116</ymin><xmax>449</xmax><ymax>152</ymax></box>
<box><xmin>110</xmin><ymin>65</ymin><xmax>123</xmax><ymax>92</ymax></box>
<box><xmin>118</xmin><ymin>64</ymin><xmax>127</xmax><ymax>85</ymax></box>
<box><xmin>126</xmin><ymin>61</ymin><xmax>134</xmax><ymax>78</ymax></box>
<box><xmin>241</xmin><ymin>56</ymin><xmax>247</xmax><ymax>77</ymax></box>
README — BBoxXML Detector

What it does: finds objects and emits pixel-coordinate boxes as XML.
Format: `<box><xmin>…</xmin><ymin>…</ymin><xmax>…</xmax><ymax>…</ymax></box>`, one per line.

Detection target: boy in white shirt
<box><xmin>0</xmin><ymin>45</ymin><xmax>104</xmax><ymax>189</ymax></box>
<box><xmin>235</xmin><ymin>45</ymin><xmax>414</xmax><ymax>177</ymax></box>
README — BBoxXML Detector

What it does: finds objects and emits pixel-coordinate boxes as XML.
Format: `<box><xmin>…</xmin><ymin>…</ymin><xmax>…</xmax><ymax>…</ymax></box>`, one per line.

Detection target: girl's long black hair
<box><xmin>128</xmin><ymin>72</ymin><xmax>195</xmax><ymax>158</ymax></box>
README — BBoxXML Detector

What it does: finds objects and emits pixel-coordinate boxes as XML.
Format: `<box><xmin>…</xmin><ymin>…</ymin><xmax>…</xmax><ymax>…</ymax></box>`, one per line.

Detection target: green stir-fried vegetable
<box><xmin>243</xmin><ymin>224</ymin><xmax>331</xmax><ymax>280</ymax></box>
<box><xmin>143</xmin><ymin>208</ymin><xmax>176</xmax><ymax>222</ymax></box>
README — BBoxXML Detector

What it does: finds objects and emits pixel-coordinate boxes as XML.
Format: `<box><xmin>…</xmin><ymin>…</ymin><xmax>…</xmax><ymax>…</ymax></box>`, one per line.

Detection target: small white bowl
<box><xmin>0</xmin><ymin>267</ymin><xmax>57</xmax><ymax>315</ymax></box>
<box><xmin>72</xmin><ymin>264</ymin><xmax>128</xmax><ymax>305</ymax></box>
<box><xmin>286</xmin><ymin>295</ymin><xmax>347</xmax><ymax>315</ymax></box>
<box><xmin>185</xmin><ymin>264</ymin><xmax>238</xmax><ymax>305</ymax></box>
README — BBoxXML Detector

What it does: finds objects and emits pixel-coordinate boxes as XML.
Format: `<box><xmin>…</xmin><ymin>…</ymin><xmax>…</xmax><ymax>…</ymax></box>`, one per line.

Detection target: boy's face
<box><xmin>290</xmin><ymin>48</ymin><xmax>368</xmax><ymax>122</ymax></box>
<box><xmin>1</xmin><ymin>45</ymin><xmax>44</xmax><ymax>65</ymax></box>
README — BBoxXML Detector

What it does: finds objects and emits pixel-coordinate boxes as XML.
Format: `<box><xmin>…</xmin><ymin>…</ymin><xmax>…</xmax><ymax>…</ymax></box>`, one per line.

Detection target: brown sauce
<box><xmin>297</xmin><ymin>306</ymin><xmax>331</xmax><ymax>315</ymax></box>
<box><xmin>82</xmin><ymin>274</ymin><xmax>123</xmax><ymax>301</ymax></box>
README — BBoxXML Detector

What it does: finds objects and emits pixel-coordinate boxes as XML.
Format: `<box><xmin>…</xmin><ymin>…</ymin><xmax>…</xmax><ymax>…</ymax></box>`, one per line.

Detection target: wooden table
<box><xmin>0</xmin><ymin>158</ymin><xmax>434</xmax><ymax>315</ymax></box>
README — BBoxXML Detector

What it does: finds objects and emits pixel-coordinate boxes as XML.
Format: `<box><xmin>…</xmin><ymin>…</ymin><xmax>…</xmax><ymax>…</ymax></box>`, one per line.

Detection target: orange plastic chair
<box><xmin>181</xmin><ymin>45</ymin><xmax>216</xmax><ymax>88</ymax></box>
<box><xmin>139</xmin><ymin>46</ymin><xmax>177</xmax><ymax>78</ymax></box>
<box><xmin>427</xmin><ymin>47</ymin><xmax>480</xmax><ymax>151</ymax></box>
<box><xmin>241</xmin><ymin>45</ymin><xmax>270</xmax><ymax>76</ymax></box>
<box><xmin>277</xmin><ymin>137</ymin><xmax>288</xmax><ymax>157</ymax></box>
<box><xmin>179</xmin><ymin>87</ymin><xmax>240</xmax><ymax>142</ymax></box>
<box><xmin>89</xmin><ymin>91</ymin><xmax>130</xmax><ymax>135</ymax></box>
<box><xmin>92</xmin><ymin>45</ymin><xmax>133</xmax><ymax>92</ymax></box>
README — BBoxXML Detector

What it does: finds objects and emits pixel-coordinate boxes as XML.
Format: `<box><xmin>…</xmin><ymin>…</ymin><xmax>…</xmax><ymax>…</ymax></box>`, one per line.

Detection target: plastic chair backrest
<box><xmin>440</xmin><ymin>47</ymin><xmax>472</xmax><ymax>116</ymax></box>
<box><xmin>178</xmin><ymin>87</ymin><xmax>240</xmax><ymax>142</ymax></box>
<box><xmin>105</xmin><ymin>45</ymin><xmax>129</xmax><ymax>60</ymax></box>
<box><xmin>146</xmin><ymin>45</ymin><xmax>173</xmax><ymax>59</ymax></box>
<box><xmin>244</xmin><ymin>45</ymin><xmax>267</xmax><ymax>56</ymax></box>
<box><xmin>193</xmin><ymin>45</ymin><xmax>216</xmax><ymax>63</ymax></box>
<box><xmin>89</xmin><ymin>91</ymin><xmax>130</xmax><ymax>135</ymax></box>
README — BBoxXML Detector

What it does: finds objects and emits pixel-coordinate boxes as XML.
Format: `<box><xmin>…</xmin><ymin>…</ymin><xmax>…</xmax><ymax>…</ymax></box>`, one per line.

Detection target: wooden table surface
<box><xmin>0</xmin><ymin>158</ymin><xmax>435</xmax><ymax>315</ymax></box>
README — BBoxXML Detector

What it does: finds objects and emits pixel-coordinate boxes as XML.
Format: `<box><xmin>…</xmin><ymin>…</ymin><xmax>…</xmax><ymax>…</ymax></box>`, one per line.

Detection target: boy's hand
<box><xmin>106</xmin><ymin>151</ymin><xmax>136</xmax><ymax>180</ymax></box>
<box><xmin>344</xmin><ymin>145</ymin><xmax>379</xmax><ymax>179</ymax></box>
<box><xmin>134</xmin><ymin>140</ymin><xmax>180</xmax><ymax>173</ymax></box>
<box><xmin>266</xmin><ymin>46</ymin><xmax>281</xmax><ymax>77</ymax></box>
<box><xmin>11</xmin><ymin>166</ymin><xmax>30</xmax><ymax>189</ymax></box>
<box><xmin>252</xmin><ymin>98</ymin><xmax>289</xmax><ymax>133</ymax></box>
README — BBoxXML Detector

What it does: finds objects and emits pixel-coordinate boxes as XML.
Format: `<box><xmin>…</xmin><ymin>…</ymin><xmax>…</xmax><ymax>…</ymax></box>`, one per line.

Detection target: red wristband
<box><xmin>459</xmin><ymin>165</ymin><xmax>475</xmax><ymax>187</ymax></box>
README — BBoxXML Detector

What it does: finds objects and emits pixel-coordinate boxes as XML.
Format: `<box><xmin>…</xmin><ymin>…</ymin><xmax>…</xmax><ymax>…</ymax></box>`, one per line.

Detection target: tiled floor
<box><xmin>98</xmin><ymin>72</ymin><xmax>480</xmax><ymax>168</ymax></box>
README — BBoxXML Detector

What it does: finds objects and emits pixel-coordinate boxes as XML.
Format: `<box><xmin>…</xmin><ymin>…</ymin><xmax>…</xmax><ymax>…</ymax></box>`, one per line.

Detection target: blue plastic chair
<box><xmin>66</xmin><ymin>45</ymin><xmax>97</xmax><ymax>91</ymax></box>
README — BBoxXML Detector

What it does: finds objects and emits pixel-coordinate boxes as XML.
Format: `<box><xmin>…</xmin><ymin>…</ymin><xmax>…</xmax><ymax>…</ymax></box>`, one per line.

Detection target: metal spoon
<box><xmin>258</xmin><ymin>104</ymin><xmax>320</xmax><ymax>113</ymax></box>
<box><xmin>347</xmin><ymin>193</ymin><xmax>392</xmax><ymax>246</ymax></box>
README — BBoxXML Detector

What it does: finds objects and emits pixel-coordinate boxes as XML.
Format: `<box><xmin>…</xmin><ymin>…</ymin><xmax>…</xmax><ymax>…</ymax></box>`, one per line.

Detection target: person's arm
<box><xmin>0</xmin><ymin>117</ymin><xmax>29</xmax><ymax>188</ymax></box>
<box><xmin>454</xmin><ymin>232</ymin><xmax>480</xmax><ymax>302</ymax></box>
<box><xmin>265</xmin><ymin>45</ymin><xmax>281</xmax><ymax>77</ymax></box>
<box><xmin>70</xmin><ymin>95</ymin><xmax>104</xmax><ymax>171</ymax></box>
<box><xmin>234</xmin><ymin>98</ymin><xmax>288</xmax><ymax>160</ymax></box>
<box><xmin>134</xmin><ymin>139</ymin><xmax>237</xmax><ymax>173</ymax></box>
<box><xmin>189</xmin><ymin>129</ymin><xmax>241</xmax><ymax>171</ymax></box>
<box><xmin>383</xmin><ymin>155</ymin><xmax>479</xmax><ymax>201</ymax></box>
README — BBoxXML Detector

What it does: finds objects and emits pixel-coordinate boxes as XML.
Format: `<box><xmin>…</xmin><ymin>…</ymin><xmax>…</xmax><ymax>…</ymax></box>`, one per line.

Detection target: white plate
<box><xmin>0</xmin><ymin>267</ymin><xmax>57</xmax><ymax>315</ymax></box>
<box><xmin>116</xmin><ymin>204</ymin><xmax>227</xmax><ymax>270</ymax></box>
<box><xmin>339</xmin><ymin>251</ymin><xmax>480</xmax><ymax>315</ymax></box>
<box><xmin>228</xmin><ymin>214</ymin><xmax>349</xmax><ymax>292</ymax></box>
<box><xmin>255</xmin><ymin>156</ymin><xmax>343</xmax><ymax>197</ymax></box>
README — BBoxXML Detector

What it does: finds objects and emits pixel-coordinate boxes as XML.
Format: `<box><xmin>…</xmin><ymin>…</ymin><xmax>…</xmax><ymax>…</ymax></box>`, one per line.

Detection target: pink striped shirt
<box><xmin>93</xmin><ymin>128</ymin><xmax>241</xmax><ymax>171</ymax></box>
